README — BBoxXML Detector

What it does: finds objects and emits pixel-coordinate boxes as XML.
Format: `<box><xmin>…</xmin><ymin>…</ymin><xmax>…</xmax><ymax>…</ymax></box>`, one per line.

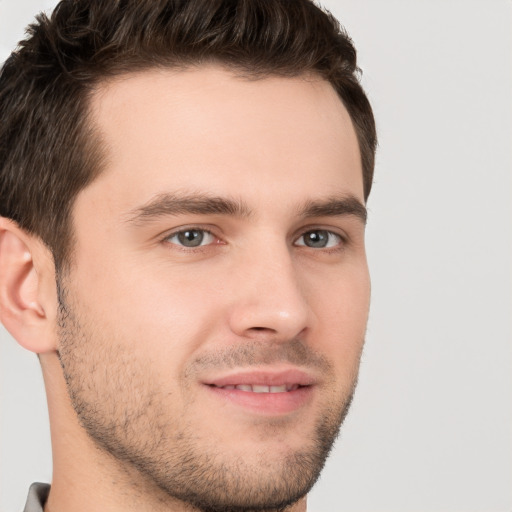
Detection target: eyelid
<box><xmin>295</xmin><ymin>231</ymin><xmax>343</xmax><ymax>250</ymax></box>
<box><xmin>293</xmin><ymin>226</ymin><xmax>348</xmax><ymax>245</ymax></box>
<box><xmin>158</xmin><ymin>223</ymin><xmax>348</xmax><ymax>250</ymax></box>
<box><xmin>161</xmin><ymin>225</ymin><xmax>224</xmax><ymax>248</ymax></box>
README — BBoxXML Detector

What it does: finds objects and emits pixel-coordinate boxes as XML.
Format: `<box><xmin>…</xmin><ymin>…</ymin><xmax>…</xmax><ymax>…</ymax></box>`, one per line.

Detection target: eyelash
<box><xmin>164</xmin><ymin>227</ymin><xmax>219</xmax><ymax>250</ymax></box>
<box><xmin>162</xmin><ymin>226</ymin><xmax>347</xmax><ymax>252</ymax></box>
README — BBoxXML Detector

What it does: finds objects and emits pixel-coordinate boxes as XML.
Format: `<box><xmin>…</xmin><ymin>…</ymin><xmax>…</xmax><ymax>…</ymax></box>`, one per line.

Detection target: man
<box><xmin>0</xmin><ymin>0</ymin><xmax>376</xmax><ymax>511</ymax></box>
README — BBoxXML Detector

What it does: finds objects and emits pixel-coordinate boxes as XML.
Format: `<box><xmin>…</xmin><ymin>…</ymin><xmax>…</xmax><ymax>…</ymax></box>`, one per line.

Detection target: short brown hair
<box><xmin>0</xmin><ymin>0</ymin><xmax>377</xmax><ymax>268</ymax></box>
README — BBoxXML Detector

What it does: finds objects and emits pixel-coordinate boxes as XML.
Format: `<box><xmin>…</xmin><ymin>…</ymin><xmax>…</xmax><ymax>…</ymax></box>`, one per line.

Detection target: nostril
<box><xmin>248</xmin><ymin>326</ymin><xmax>277</xmax><ymax>333</ymax></box>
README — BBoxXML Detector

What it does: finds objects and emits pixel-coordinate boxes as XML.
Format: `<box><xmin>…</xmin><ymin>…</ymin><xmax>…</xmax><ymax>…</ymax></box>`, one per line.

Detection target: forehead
<box><xmin>84</xmin><ymin>66</ymin><xmax>363</xmax><ymax>213</ymax></box>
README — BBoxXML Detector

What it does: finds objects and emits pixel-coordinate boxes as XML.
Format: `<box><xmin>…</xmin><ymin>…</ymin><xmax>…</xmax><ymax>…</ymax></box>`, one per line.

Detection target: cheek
<box><xmin>73</xmin><ymin>256</ymin><xmax>228</xmax><ymax>364</ymax></box>
<box><xmin>311</xmin><ymin>265</ymin><xmax>370</xmax><ymax>370</ymax></box>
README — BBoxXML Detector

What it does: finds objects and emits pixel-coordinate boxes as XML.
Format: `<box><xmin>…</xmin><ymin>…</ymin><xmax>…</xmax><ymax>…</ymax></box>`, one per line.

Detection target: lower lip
<box><xmin>204</xmin><ymin>385</ymin><xmax>314</xmax><ymax>415</ymax></box>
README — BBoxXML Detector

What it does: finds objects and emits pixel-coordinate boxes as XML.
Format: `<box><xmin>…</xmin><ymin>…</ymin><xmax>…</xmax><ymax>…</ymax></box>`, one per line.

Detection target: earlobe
<box><xmin>0</xmin><ymin>218</ymin><xmax>58</xmax><ymax>354</ymax></box>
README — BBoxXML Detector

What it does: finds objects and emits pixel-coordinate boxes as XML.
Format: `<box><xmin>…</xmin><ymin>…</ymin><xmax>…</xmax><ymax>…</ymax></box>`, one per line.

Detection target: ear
<box><xmin>0</xmin><ymin>217</ymin><xmax>58</xmax><ymax>354</ymax></box>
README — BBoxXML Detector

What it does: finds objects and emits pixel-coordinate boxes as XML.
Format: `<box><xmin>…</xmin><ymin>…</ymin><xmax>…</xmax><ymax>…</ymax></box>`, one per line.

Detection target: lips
<box><xmin>212</xmin><ymin>383</ymin><xmax>300</xmax><ymax>393</ymax></box>
<box><xmin>202</xmin><ymin>368</ymin><xmax>316</xmax><ymax>415</ymax></box>
<box><xmin>203</xmin><ymin>368</ymin><xmax>315</xmax><ymax>389</ymax></box>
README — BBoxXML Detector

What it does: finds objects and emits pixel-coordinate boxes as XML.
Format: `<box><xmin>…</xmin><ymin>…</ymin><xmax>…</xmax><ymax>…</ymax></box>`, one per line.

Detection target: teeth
<box><xmin>217</xmin><ymin>384</ymin><xmax>298</xmax><ymax>393</ymax></box>
<box><xmin>270</xmin><ymin>385</ymin><xmax>288</xmax><ymax>393</ymax></box>
<box><xmin>251</xmin><ymin>385</ymin><xmax>268</xmax><ymax>393</ymax></box>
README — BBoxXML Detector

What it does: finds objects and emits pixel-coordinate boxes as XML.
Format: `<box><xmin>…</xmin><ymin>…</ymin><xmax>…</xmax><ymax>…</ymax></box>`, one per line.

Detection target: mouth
<box><xmin>209</xmin><ymin>383</ymin><xmax>302</xmax><ymax>393</ymax></box>
<box><xmin>202</xmin><ymin>368</ymin><xmax>316</xmax><ymax>415</ymax></box>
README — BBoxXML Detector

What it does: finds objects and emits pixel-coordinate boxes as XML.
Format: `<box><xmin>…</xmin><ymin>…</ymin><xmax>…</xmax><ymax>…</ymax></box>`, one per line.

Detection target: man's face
<box><xmin>58</xmin><ymin>66</ymin><xmax>370</xmax><ymax>511</ymax></box>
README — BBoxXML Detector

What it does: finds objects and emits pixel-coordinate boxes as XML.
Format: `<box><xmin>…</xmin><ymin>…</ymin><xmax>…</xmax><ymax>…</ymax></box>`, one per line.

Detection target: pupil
<box><xmin>178</xmin><ymin>230</ymin><xmax>203</xmax><ymax>247</ymax></box>
<box><xmin>306</xmin><ymin>230</ymin><xmax>328</xmax><ymax>248</ymax></box>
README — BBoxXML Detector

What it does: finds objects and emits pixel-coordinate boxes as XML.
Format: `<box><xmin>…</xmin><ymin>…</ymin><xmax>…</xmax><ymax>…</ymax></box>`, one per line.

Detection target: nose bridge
<box><xmin>228</xmin><ymin>237</ymin><xmax>311</xmax><ymax>339</ymax></box>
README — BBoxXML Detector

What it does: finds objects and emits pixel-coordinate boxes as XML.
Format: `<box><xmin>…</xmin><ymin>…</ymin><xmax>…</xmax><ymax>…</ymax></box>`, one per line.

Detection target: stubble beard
<box><xmin>56</xmin><ymin>281</ymin><xmax>360</xmax><ymax>512</ymax></box>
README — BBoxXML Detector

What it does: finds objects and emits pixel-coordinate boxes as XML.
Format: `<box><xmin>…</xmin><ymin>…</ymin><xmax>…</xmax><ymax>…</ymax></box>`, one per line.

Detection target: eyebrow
<box><xmin>298</xmin><ymin>195</ymin><xmax>367</xmax><ymax>224</ymax></box>
<box><xmin>125</xmin><ymin>192</ymin><xmax>367</xmax><ymax>226</ymax></box>
<box><xmin>125</xmin><ymin>193</ymin><xmax>253</xmax><ymax>225</ymax></box>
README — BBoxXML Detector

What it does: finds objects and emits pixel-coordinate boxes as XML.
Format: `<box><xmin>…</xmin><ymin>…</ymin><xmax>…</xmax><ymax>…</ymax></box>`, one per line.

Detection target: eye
<box><xmin>295</xmin><ymin>229</ymin><xmax>342</xmax><ymax>249</ymax></box>
<box><xmin>165</xmin><ymin>228</ymin><xmax>216</xmax><ymax>248</ymax></box>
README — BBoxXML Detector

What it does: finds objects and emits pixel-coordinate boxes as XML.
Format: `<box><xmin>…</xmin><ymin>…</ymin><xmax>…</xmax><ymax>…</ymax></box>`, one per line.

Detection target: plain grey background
<box><xmin>1</xmin><ymin>1</ymin><xmax>511</xmax><ymax>511</ymax></box>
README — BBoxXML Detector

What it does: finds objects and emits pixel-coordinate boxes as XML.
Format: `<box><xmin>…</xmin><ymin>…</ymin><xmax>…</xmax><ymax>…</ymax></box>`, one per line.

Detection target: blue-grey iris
<box><xmin>177</xmin><ymin>230</ymin><xmax>204</xmax><ymax>247</ymax></box>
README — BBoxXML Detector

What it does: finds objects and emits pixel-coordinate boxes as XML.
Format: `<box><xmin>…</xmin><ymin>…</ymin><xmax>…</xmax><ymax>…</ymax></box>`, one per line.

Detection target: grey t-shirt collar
<box><xmin>23</xmin><ymin>483</ymin><xmax>50</xmax><ymax>512</ymax></box>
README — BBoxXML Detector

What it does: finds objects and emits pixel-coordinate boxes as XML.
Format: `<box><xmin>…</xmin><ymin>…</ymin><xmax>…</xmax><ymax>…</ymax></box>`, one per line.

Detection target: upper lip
<box><xmin>202</xmin><ymin>367</ymin><xmax>317</xmax><ymax>388</ymax></box>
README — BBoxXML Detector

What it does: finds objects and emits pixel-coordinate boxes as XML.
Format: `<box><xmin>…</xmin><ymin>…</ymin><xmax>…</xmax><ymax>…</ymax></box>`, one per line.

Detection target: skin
<box><xmin>0</xmin><ymin>66</ymin><xmax>370</xmax><ymax>512</ymax></box>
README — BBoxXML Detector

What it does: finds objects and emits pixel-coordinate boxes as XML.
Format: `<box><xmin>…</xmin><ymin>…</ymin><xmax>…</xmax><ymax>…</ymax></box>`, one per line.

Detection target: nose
<box><xmin>227</xmin><ymin>243</ymin><xmax>311</xmax><ymax>342</ymax></box>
